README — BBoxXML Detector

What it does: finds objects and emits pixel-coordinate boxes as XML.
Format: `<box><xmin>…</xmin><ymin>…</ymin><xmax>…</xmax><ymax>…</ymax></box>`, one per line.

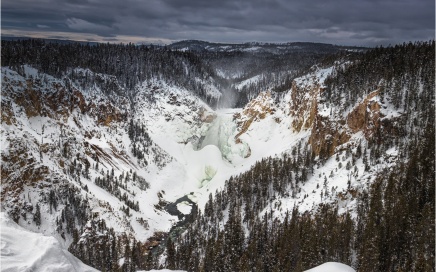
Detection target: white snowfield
<box><xmin>304</xmin><ymin>262</ymin><xmax>356</xmax><ymax>272</ymax></box>
<box><xmin>0</xmin><ymin>212</ymin><xmax>98</xmax><ymax>272</ymax></box>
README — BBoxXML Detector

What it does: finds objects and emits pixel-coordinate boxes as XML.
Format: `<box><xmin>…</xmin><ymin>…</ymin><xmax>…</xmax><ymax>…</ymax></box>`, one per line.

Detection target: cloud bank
<box><xmin>2</xmin><ymin>0</ymin><xmax>434</xmax><ymax>46</ymax></box>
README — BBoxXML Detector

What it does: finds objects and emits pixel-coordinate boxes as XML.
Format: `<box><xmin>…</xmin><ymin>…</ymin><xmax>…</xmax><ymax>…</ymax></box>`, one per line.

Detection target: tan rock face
<box><xmin>15</xmin><ymin>88</ymin><xmax>41</xmax><ymax>118</ymax></box>
<box><xmin>96</xmin><ymin>102</ymin><xmax>124</xmax><ymax>126</ymax></box>
<box><xmin>1</xmin><ymin>72</ymin><xmax>130</xmax><ymax>204</ymax></box>
<box><xmin>233</xmin><ymin>77</ymin><xmax>389</xmax><ymax>160</ymax></box>
<box><xmin>347</xmin><ymin>91</ymin><xmax>382</xmax><ymax>138</ymax></box>
<box><xmin>9</xmin><ymin>78</ymin><xmax>126</xmax><ymax>126</ymax></box>
<box><xmin>0</xmin><ymin>139</ymin><xmax>50</xmax><ymax>201</ymax></box>
<box><xmin>309</xmin><ymin>90</ymin><xmax>387</xmax><ymax>157</ymax></box>
<box><xmin>1</xmin><ymin>103</ymin><xmax>16</xmax><ymax>125</ymax></box>
<box><xmin>234</xmin><ymin>91</ymin><xmax>275</xmax><ymax>141</ymax></box>
<box><xmin>199</xmin><ymin>107</ymin><xmax>217</xmax><ymax>123</ymax></box>
<box><xmin>289</xmin><ymin>81</ymin><xmax>321</xmax><ymax>132</ymax></box>
<box><xmin>309</xmin><ymin>116</ymin><xmax>351</xmax><ymax>158</ymax></box>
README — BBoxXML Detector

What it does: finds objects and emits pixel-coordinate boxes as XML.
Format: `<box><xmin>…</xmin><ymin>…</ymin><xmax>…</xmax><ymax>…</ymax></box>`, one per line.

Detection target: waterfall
<box><xmin>198</xmin><ymin>109</ymin><xmax>249</xmax><ymax>162</ymax></box>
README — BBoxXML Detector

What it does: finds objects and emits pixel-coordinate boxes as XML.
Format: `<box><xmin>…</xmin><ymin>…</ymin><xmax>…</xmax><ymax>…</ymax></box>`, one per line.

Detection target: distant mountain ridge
<box><xmin>1</xmin><ymin>36</ymin><xmax>100</xmax><ymax>46</ymax></box>
<box><xmin>1</xmin><ymin>36</ymin><xmax>367</xmax><ymax>53</ymax></box>
<box><xmin>168</xmin><ymin>40</ymin><xmax>368</xmax><ymax>53</ymax></box>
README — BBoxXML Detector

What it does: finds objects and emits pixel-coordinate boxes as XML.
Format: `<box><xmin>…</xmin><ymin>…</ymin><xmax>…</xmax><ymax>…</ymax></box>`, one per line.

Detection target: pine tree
<box><xmin>33</xmin><ymin>203</ymin><xmax>41</xmax><ymax>226</ymax></box>
<box><xmin>166</xmin><ymin>239</ymin><xmax>176</xmax><ymax>270</ymax></box>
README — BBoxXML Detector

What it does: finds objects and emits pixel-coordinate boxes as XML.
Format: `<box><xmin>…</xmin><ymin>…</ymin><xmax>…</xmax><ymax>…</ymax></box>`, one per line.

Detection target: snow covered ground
<box><xmin>0</xmin><ymin>212</ymin><xmax>98</xmax><ymax>272</ymax></box>
<box><xmin>233</xmin><ymin>74</ymin><xmax>262</xmax><ymax>90</ymax></box>
<box><xmin>1</xmin><ymin>62</ymin><xmax>404</xmax><ymax>270</ymax></box>
<box><xmin>2</xmin><ymin>64</ymin><xmax>395</xmax><ymax>239</ymax></box>
<box><xmin>304</xmin><ymin>262</ymin><xmax>356</xmax><ymax>272</ymax></box>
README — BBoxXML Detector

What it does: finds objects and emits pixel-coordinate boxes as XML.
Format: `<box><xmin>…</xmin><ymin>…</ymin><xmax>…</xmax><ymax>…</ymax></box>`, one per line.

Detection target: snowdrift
<box><xmin>0</xmin><ymin>212</ymin><xmax>97</xmax><ymax>272</ymax></box>
<box><xmin>304</xmin><ymin>262</ymin><xmax>356</xmax><ymax>272</ymax></box>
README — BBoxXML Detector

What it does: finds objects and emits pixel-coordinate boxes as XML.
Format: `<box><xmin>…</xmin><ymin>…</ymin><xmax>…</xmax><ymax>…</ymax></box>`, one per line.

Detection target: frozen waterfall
<box><xmin>198</xmin><ymin>109</ymin><xmax>249</xmax><ymax>162</ymax></box>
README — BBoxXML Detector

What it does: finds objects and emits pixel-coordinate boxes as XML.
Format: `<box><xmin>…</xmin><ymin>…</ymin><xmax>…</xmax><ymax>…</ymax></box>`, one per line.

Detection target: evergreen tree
<box><xmin>33</xmin><ymin>203</ymin><xmax>41</xmax><ymax>226</ymax></box>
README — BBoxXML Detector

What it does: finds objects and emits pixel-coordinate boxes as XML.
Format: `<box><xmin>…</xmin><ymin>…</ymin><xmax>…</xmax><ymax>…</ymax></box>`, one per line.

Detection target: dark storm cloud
<box><xmin>2</xmin><ymin>0</ymin><xmax>434</xmax><ymax>46</ymax></box>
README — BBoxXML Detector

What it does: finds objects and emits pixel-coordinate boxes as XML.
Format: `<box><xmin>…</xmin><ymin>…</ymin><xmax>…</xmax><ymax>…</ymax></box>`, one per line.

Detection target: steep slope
<box><xmin>1</xmin><ymin>41</ymin><xmax>433</xmax><ymax>272</ymax></box>
<box><xmin>1</xmin><ymin>63</ymin><xmax>279</xmax><ymax>270</ymax></box>
<box><xmin>1</xmin><ymin>212</ymin><xmax>98</xmax><ymax>272</ymax></box>
<box><xmin>1</xmin><ymin>65</ymin><xmax>224</xmax><ymax>240</ymax></box>
<box><xmin>167</xmin><ymin>42</ymin><xmax>434</xmax><ymax>272</ymax></box>
<box><xmin>229</xmin><ymin>53</ymin><xmax>433</xmax><ymax>216</ymax></box>
<box><xmin>2</xmin><ymin>66</ymin><xmax>140</xmax><ymax>240</ymax></box>
<box><xmin>168</xmin><ymin>40</ymin><xmax>368</xmax><ymax>108</ymax></box>
<box><xmin>230</xmin><ymin>66</ymin><xmax>365</xmax><ymax>215</ymax></box>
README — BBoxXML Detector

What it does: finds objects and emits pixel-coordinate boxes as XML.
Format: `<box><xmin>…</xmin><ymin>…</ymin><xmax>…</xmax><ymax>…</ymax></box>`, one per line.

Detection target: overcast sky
<box><xmin>2</xmin><ymin>0</ymin><xmax>434</xmax><ymax>46</ymax></box>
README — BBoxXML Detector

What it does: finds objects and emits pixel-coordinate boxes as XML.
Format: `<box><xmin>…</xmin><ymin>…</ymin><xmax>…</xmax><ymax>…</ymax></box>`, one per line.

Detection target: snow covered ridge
<box><xmin>1</xmin><ymin>44</ymin><xmax>433</xmax><ymax>271</ymax></box>
<box><xmin>0</xmin><ymin>212</ymin><xmax>98</xmax><ymax>272</ymax></box>
<box><xmin>0</xmin><ymin>64</ymin><xmax>226</xmax><ymax>244</ymax></box>
<box><xmin>231</xmin><ymin>64</ymin><xmax>407</xmax><ymax>215</ymax></box>
<box><xmin>1</xmin><ymin>65</ymin><xmax>264</xmax><ymax>269</ymax></box>
<box><xmin>168</xmin><ymin>40</ymin><xmax>367</xmax><ymax>54</ymax></box>
<box><xmin>1</xmin><ymin>66</ymin><xmax>141</xmax><ymax>233</ymax></box>
<box><xmin>0</xmin><ymin>62</ymin><xmax>403</xmax><ymax>237</ymax></box>
<box><xmin>164</xmin><ymin>43</ymin><xmax>434</xmax><ymax>272</ymax></box>
<box><xmin>304</xmin><ymin>262</ymin><xmax>356</xmax><ymax>272</ymax></box>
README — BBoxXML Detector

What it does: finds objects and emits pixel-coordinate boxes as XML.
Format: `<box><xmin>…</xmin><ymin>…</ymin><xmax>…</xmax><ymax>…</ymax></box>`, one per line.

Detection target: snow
<box><xmin>194</xmin><ymin>77</ymin><xmax>222</xmax><ymax>99</ymax></box>
<box><xmin>129</xmin><ymin>63</ymin><xmax>396</xmax><ymax>233</ymax></box>
<box><xmin>176</xmin><ymin>202</ymin><xmax>192</xmax><ymax>215</ymax></box>
<box><xmin>294</xmin><ymin>66</ymin><xmax>334</xmax><ymax>88</ymax></box>
<box><xmin>379</xmin><ymin>93</ymin><xmax>403</xmax><ymax>119</ymax></box>
<box><xmin>199</xmin><ymin>108</ymin><xmax>249</xmax><ymax>161</ymax></box>
<box><xmin>215</xmin><ymin>69</ymin><xmax>226</xmax><ymax>78</ymax></box>
<box><xmin>304</xmin><ymin>262</ymin><xmax>355</xmax><ymax>272</ymax></box>
<box><xmin>1</xmin><ymin>62</ymin><xmax>404</xmax><ymax>269</ymax></box>
<box><xmin>242</xmin><ymin>46</ymin><xmax>262</xmax><ymax>52</ymax></box>
<box><xmin>0</xmin><ymin>212</ymin><xmax>98</xmax><ymax>272</ymax></box>
<box><xmin>234</xmin><ymin>74</ymin><xmax>262</xmax><ymax>90</ymax></box>
<box><xmin>227</xmin><ymin>64</ymin><xmax>403</xmax><ymax>222</ymax></box>
<box><xmin>1</xmin><ymin>67</ymin><xmax>150</xmax><ymax>241</ymax></box>
<box><xmin>130</xmin><ymin>91</ymin><xmax>323</xmax><ymax>234</ymax></box>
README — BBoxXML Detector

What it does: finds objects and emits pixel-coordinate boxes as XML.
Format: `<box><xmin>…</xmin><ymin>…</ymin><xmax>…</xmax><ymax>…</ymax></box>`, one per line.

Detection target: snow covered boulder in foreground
<box><xmin>0</xmin><ymin>212</ymin><xmax>97</xmax><ymax>272</ymax></box>
<box><xmin>304</xmin><ymin>262</ymin><xmax>356</xmax><ymax>272</ymax></box>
